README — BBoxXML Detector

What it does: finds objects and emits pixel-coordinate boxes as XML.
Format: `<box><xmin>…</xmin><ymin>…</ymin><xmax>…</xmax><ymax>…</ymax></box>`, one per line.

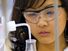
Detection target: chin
<box><xmin>38</xmin><ymin>38</ymin><xmax>54</xmax><ymax>44</ymax></box>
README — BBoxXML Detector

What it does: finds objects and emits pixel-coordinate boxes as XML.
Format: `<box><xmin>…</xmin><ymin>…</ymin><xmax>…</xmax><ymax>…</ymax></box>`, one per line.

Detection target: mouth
<box><xmin>38</xmin><ymin>31</ymin><xmax>50</xmax><ymax>37</ymax></box>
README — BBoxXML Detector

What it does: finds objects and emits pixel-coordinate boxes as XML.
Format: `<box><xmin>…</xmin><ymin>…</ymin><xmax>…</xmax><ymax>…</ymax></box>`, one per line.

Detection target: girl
<box><xmin>5</xmin><ymin>0</ymin><xmax>68</xmax><ymax>51</ymax></box>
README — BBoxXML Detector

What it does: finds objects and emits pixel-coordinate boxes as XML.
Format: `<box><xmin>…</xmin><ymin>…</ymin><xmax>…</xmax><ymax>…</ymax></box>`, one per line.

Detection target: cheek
<box><xmin>48</xmin><ymin>10</ymin><xmax>66</xmax><ymax>41</ymax></box>
<box><xmin>26</xmin><ymin>21</ymin><xmax>38</xmax><ymax>37</ymax></box>
<box><xmin>50</xmin><ymin>17</ymin><xmax>66</xmax><ymax>36</ymax></box>
<box><xmin>50</xmin><ymin>9</ymin><xmax>66</xmax><ymax>36</ymax></box>
<box><xmin>58</xmin><ymin>15</ymin><xmax>66</xmax><ymax>36</ymax></box>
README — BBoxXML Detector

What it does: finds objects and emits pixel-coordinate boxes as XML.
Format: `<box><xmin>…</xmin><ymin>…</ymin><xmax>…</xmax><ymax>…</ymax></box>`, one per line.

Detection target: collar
<box><xmin>64</xmin><ymin>47</ymin><xmax>68</xmax><ymax>51</ymax></box>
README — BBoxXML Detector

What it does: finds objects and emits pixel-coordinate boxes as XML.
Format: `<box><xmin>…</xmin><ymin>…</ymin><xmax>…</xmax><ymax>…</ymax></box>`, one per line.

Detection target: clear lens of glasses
<box><xmin>25</xmin><ymin>39</ymin><xmax>36</xmax><ymax>51</ymax></box>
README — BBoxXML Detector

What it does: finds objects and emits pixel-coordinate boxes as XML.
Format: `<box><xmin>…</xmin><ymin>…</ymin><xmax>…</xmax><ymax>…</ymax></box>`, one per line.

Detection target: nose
<box><xmin>37</xmin><ymin>18</ymin><xmax>49</xmax><ymax>28</ymax></box>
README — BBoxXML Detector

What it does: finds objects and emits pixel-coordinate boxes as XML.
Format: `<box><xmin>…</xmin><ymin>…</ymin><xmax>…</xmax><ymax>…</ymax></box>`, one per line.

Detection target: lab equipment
<box><xmin>25</xmin><ymin>39</ymin><xmax>36</xmax><ymax>51</ymax></box>
<box><xmin>54</xmin><ymin>0</ymin><xmax>59</xmax><ymax>51</ymax></box>
<box><xmin>7</xmin><ymin>21</ymin><xmax>37</xmax><ymax>51</ymax></box>
<box><xmin>0</xmin><ymin>17</ymin><xmax>5</xmax><ymax>49</ymax></box>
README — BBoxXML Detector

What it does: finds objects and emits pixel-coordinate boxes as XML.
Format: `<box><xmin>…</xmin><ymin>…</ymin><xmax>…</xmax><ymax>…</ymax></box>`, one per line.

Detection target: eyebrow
<box><xmin>24</xmin><ymin>4</ymin><xmax>62</xmax><ymax>12</ymax></box>
<box><xmin>36</xmin><ymin>4</ymin><xmax>55</xmax><ymax>12</ymax></box>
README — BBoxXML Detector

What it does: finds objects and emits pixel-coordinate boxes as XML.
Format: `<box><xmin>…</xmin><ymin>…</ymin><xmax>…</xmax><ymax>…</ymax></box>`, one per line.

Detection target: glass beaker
<box><xmin>25</xmin><ymin>39</ymin><xmax>36</xmax><ymax>51</ymax></box>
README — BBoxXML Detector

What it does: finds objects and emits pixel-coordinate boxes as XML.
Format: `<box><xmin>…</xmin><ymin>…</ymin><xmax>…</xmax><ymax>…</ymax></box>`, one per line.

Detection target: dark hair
<box><xmin>10</xmin><ymin>0</ymin><xmax>68</xmax><ymax>51</ymax></box>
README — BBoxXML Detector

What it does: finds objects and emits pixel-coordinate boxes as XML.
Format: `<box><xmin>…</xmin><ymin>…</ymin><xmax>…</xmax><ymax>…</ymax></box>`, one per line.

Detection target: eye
<box><xmin>47</xmin><ymin>11</ymin><xmax>54</xmax><ymax>16</ymax></box>
<box><xmin>28</xmin><ymin>13</ymin><xmax>38</xmax><ymax>17</ymax></box>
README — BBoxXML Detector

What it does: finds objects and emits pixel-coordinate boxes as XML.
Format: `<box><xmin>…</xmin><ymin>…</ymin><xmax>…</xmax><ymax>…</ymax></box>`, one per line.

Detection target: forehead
<box><xmin>25</xmin><ymin>0</ymin><xmax>61</xmax><ymax>11</ymax></box>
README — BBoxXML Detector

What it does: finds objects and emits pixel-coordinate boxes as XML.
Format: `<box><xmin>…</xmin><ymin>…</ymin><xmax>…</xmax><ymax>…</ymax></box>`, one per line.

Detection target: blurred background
<box><xmin>0</xmin><ymin>0</ymin><xmax>14</xmax><ymax>21</ymax></box>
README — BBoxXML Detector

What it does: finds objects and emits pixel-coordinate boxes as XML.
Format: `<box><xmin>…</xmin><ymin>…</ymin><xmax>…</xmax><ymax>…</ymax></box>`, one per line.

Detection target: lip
<box><xmin>38</xmin><ymin>31</ymin><xmax>50</xmax><ymax>36</ymax></box>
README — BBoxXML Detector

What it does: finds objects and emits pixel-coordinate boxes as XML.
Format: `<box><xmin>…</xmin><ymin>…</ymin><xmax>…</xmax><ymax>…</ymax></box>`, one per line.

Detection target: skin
<box><xmin>25</xmin><ymin>0</ymin><xmax>66</xmax><ymax>44</ymax></box>
<box><xmin>24</xmin><ymin>0</ymin><xmax>67</xmax><ymax>51</ymax></box>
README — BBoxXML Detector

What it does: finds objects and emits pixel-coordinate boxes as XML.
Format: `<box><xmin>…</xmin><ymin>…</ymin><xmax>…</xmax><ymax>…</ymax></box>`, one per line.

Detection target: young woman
<box><xmin>5</xmin><ymin>0</ymin><xmax>68</xmax><ymax>51</ymax></box>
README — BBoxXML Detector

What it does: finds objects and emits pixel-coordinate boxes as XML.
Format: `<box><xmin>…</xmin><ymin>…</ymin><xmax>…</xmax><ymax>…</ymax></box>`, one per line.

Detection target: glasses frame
<box><xmin>23</xmin><ymin>5</ymin><xmax>63</xmax><ymax>24</ymax></box>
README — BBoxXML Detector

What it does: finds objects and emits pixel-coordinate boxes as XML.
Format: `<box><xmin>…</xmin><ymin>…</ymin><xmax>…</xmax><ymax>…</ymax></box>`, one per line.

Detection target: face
<box><xmin>23</xmin><ymin>0</ymin><xmax>67</xmax><ymax>44</ymax></box>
